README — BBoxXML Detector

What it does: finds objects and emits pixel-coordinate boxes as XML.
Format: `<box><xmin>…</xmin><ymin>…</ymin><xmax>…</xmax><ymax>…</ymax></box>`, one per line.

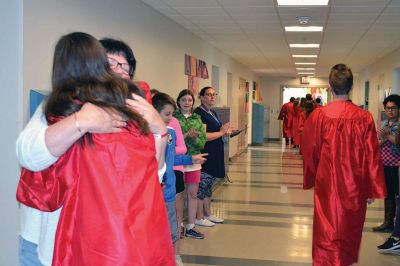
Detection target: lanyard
<box><xmin>200</xmin><ymin>104</ymin><xmax>221</xmax><ymax>126</ymax></box>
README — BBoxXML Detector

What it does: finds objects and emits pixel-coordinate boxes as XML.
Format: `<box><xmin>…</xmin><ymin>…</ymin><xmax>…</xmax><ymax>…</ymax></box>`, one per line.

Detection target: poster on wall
<box><xmin>252</xmin><ymin>81</ymin><xmax>263</xmax><ymax>102</ymax></box>
<box><xmin>185</xmin><ymin>54</ymin><xmax>209</xmax><ymax>96</ymax></box>
<box><xmin>309</xmin><ymin>87</ymin><xmax>328</xmax><ymax>105</ymax></box>
<box><xmin>197</xmin><ymin>59</ymin><xmax>209</xmax><ymax>79</ymax></box>
<box><xmin>184</xmin><ymin>54</ymin><xmax>197</xmax><ymax>76</ymax></box>
<box><xmin>188</xmin><ymin>76</ymin><xmax>199</xmax><ymax>96</ymax></box>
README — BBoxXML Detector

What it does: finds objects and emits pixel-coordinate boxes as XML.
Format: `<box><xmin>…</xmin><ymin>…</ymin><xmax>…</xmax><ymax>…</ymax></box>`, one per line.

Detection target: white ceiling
<box><xmin>140</xmin><ymin>0</ymin><xmax>400</xmax><ymax>77</ymax></box>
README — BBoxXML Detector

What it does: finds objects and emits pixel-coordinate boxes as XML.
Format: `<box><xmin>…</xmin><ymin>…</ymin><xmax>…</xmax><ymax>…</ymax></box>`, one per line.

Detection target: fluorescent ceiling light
<box><xmin>285</xmin><ymin>26</ymin><xmax>323</xmax><ymax>32</ymax></box>
<box><xmin>290</xmin><ymin>44</ymin><xmax>320</xmax><ymax>48</ymax></box>
<box><xmin>277</xmin><ymin>0</ymin><xmax>329</xmax><ymax>6</ymax></box>
<box><xmin>292</xmin><ymin>55</ymin><xmax>318</xmax><ymax>58</ymax></box>
<box><xmin>298</xmin><ymin>72</ymin><xmax>315</xmax><ymax>75</ymax></box>
<box><xmin>296</xmin><ymin>68</ymin><xmax>315</xmax><ymax>70</ymax></box>
<box><xmin>295</xmin><ymin>62</ymin><xmax>316</xmax><ymax>65</ymax></box>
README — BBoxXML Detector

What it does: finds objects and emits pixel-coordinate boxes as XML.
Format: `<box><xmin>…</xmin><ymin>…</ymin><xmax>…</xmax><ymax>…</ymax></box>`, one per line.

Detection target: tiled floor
<box><xmin>179</xmin><ymin>141</ymin><xmax>400</xmax><ymax>266</ymax></box>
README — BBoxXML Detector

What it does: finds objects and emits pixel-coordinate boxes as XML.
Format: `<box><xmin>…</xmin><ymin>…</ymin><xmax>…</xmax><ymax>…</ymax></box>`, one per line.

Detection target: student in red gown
<box><xmin>292</xmin><ymin>98</ymin><xmax>302</xmax><ymax>147</ymax></box>
<box><xmin>278</xmin><ymin>97</ymin><xmax>295</xmax><ymax>145</ymax></box>
<box><xmin>314</xmin><ymin>97</ymin><xmax>322</xmax><ymax>108</ymax></box>
<box><xmin>301</xmin><ymin>63</ymin><xmax>386</xmax><ymax>266</ymax></box>
<box><xmin>297</xmin><ymin>100</ymin><xmax>314</xmax><ymax>151</ymax></box>
<box><xmin>16</xmin><ymin>32</ymin><xmax>175</xmax><ymax>266</ymax></box>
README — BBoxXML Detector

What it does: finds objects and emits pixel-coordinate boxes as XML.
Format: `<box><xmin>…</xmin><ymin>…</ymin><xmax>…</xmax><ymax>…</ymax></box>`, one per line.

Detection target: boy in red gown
<box><xmin>297</xmin><ymin>100</ymin><xmax>314</xmax><ymax>151</ymax></box>
<box><xmin>278</xmin><ymin>97</ymin><xmax>295</xmax><ymax>145</ymax></box>
<box><xmin>301</xmin><ymin>64</ymin><xmax>386</xmax><ymax>266</ymax></box>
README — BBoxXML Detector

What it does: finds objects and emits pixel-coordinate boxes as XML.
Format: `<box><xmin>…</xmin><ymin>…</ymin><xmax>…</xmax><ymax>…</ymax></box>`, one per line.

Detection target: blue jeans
<box><xmin>165</xmin><ymin>200</ymin><xmax>178</xmax><ymax>244</ymax></box>
<box><xmin>19</xmin><ymin>236</ymin><xmax>43</xmax><ymax>266</ymax></box>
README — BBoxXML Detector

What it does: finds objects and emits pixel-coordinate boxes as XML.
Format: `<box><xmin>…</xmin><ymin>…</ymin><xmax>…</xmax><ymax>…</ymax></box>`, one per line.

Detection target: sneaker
<box><xmin>186</xmin><ymin>227</ymin><xmax>205</xmax><ymax>239</ymax></box>
<box><xmin>378</xmin><ymin>237</ymin><xmax>400</xmax><ymax>254</ymax></box>
<box><xmin>205</xmin><ymin>215</ymin><xmax>224</xmax><ymax>223</ymax></box>
<box><xmin>372</xmin><ymin>223</ymin><xmax>394</xmax><ymax>233</ymax></box>
<box><xmin>195</xmin><ymin>218</ymin><xmax>215</xmax><ymax>227</ymax></box>
<box><xmin>180</xmin><ymin>225</ymin><xmax>185</xmax><ymax>239</ymax></box>
<box><xmin>175</xmin><ymin>255</ymin><xmax>184</xmax><ymax>266</ymax></box>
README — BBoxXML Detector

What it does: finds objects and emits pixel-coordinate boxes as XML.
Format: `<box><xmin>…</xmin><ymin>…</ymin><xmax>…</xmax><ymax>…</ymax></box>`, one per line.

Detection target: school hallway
<box><xmin>180</xmin><ymin>142</ymin><xmax>400</xmax><ymax>266</ymax></box>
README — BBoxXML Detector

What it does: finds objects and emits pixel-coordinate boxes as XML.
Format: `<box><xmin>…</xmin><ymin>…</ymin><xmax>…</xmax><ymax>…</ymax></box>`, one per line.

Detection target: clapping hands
<box><xmin>186</xmin><ymin>128</ymin><xmax>200</xmax><ymax>139</ymax></box>
<box><xmin>377</xmin><ymin>127</ymin><xmax>389</xmax><ymax>140</ymax></box>
<box><xmin>220</xmin><ymin>123</ymin><xmax>234</xmax><ymax>136</ymax></box>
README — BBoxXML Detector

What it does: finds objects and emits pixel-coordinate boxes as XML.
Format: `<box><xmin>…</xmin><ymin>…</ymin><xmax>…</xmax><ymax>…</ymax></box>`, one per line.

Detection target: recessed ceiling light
<box><xmin>285</xmin><ymin>26</ymin><xmax>323</xmax><ymax>32</ymax></box>
<box><xmin>277</xmin><ymin>0</ymin><xmax>329</xmax><ymax>6</ymax></box>
<box><xmin>296</xmin><ymin>68</ymin><xmax>316</xmax><ymax>70</ymax></box>
<box><xmin>290</xmin><ymin>44</ymin><xmax>320</xmax><ymax>48</ymax></box>
<box><xmin>293</xmin><ymin>55</ymin><xmax>318</xmax><ymax>58</ymax></box>
<box><xmin>298</xmin><ymin>72</ymin><xmax>315</xmax><ymax>75</ymax></box>
<box><xmin>295</xmin><ymin>62</ymin><xmax>317</xmax><ymax>65</ymax></box>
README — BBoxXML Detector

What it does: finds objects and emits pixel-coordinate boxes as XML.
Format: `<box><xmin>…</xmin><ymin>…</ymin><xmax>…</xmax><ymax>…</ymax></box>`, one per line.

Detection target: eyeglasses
<box><xmin>385</xmin><ymin>106</ymin><xmax>399</xmax><ymax>111</ymax></box>
<box><xmin>108</xmin><ymin>57</ymin><xmax>131</xmax><ymax>74</ymax></box>
<box><xmin>204</xmin><ymin>93</ymin><xmax>218</xmax><ymax>97</ymax></box>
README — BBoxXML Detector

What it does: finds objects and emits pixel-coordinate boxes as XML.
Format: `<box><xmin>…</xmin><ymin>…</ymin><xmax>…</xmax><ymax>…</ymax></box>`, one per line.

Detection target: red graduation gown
<box><xmin>136</xmin><ymin>81</ymin><xmax>152</xmax><ymax>104</ymax></box>
<box><xmin>301</xmin><ymin>101</ymin><xmax>386</xmax><ymax>266</ymax></box>
<box><xmin>292</xmin><ymin>105</ymin><xmax>301</xmax><ymax>145</ymax></box>
<box><xmin>278</xmin><ymin>102</ymin><xmax>294</xmax><ymax>138</ymax></box>
<box><xmin>297</xmin><ymin>111</ymin><xmax>307</xmax><ymax>148</ymax></box>
<box><xmin>16</xmin><ymin>122</ymin><xmax>175</xmax><ymax>266</ymax></box>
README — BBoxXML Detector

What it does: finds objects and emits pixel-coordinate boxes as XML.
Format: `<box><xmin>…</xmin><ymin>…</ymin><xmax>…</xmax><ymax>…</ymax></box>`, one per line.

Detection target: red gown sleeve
<box><xmin>278</xmin><ymin>104</ymin><xmax>286</xmax><ymax>120</ymax></box>
<box><xmin>136</xmin><ymin>80</ymin><xmax>152</xmax><ymax>104</ymax></box>
<box><xmin>16</xmin><ymin>145</ymin><xmax>79</xmax><ymax>211</ymax></box>
<box><xmin>298</xmin><ymin>112</ymin><xmax>306</xmax><ymax>134</ymax></box>
<box><xmin>363</xmin><ymin>113</ymin><xmax>386</xmax><ymax>198</ymax></box>
<box><xmin>301</xmin><ymin>109</ymin><xmax>323</xmax><ymax>189</ymax></box>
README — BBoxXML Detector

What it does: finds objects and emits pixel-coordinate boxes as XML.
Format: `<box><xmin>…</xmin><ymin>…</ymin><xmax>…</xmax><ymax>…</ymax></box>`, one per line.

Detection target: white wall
<box><xmin>23</xmin><ymin>0</ymin><xmax>259</xmax><ymax>156</ymax></box>
<box><xmin>260</xmin><ymin>77</ymin><xmax>328</xmax><ymax>139</ymax></box>
<box><xmin>353</xmin><ymin>47</ymin><xmax>400</xmax><ymax>123</ymax></box>
<box><xmin>0</xmin><ymin>0</ymin><xmax>23</xmax><ymax>264</ymax></box>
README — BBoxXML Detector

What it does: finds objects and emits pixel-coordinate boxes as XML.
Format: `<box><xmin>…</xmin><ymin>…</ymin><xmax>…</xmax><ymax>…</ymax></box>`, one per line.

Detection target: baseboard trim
<box><xmin>266</xmin><ymin>138</ymin><xmax>280</xmax><ymax>141</ymax></box>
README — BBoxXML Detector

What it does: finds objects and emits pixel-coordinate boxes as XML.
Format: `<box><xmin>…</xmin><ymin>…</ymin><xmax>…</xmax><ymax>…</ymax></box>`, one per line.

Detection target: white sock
<box><xmin>187</xmin><ymin>223</ymin><xmax>195</xmax><ymax>230</ymax></box>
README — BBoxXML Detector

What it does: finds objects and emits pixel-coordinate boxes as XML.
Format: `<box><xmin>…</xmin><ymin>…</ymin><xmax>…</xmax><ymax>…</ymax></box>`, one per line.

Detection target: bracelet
<box><xmin>74</xmin><ymin>112</ymin><xmax>82</xmax><ymax>134</ymax></box>
<box><xmin>153</xmin><ymin>131</ymin><xmax>168</xmax><ymax>139</ymax></box>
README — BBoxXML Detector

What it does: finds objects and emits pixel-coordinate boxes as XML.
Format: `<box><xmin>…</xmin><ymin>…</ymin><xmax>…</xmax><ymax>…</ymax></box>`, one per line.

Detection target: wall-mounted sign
<box><xmin>300</xmin><ymin>76</ymin><xmax>310</xmax><ymax>84</ymax></box>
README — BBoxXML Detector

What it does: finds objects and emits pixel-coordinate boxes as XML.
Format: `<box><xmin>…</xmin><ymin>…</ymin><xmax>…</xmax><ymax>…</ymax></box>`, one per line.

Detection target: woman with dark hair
<box><xmin>100</xmin><ymin>38</ymin><xmax>136</xmax><ymax>79</ymax></box>
<box><xmin>174</xmin><ymin>89</ymin><xmax>207</xmax><ymax>239</ymax></box>
<box><xmin>16</xmin><ymin>32</ymin><xmax>174</xmax><ymax>265</ymax></box>
<box><xmin>194</xmin><ymin>86</ymin><xmax>232</xmax><ymax>227</ymax></box>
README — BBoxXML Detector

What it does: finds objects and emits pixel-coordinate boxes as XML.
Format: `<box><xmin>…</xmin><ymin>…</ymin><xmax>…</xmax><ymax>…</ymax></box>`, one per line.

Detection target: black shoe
<box><xmin>372</xmin><ymin>223</ymin><xmax>394</xmax><ymax>233</ymax></box>
<box><xmin>378</xmin><ymin>237</ymin><xmax>400</xmax><ymax>254</ymax></box>
<box><xmin>185</xmin><ymin>227</ymin><xmax>204</xmax><ymax>239</ymax></box>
